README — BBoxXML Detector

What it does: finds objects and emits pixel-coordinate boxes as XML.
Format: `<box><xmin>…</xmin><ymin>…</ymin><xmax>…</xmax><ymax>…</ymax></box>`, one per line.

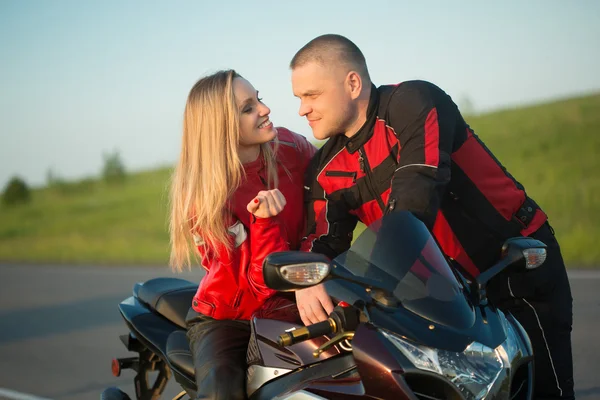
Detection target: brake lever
<box><xmin>313</xmin><ymin>331</ymin><xmax>355</xmax><ymax>358</ymax></box>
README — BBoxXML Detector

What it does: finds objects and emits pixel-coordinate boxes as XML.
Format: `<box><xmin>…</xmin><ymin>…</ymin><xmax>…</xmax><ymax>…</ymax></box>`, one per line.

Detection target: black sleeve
<box><xmin>386</xmin><ymin>81</ymin><xmax>458</xmax><ymax>229</ymax></box>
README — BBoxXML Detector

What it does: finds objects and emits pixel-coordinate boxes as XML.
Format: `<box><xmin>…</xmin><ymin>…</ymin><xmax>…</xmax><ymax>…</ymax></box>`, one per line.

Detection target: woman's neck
<box><xmin>238</xmin><ymin>144</ymin><xmax>261</xmax><ymax>164</ymax></box>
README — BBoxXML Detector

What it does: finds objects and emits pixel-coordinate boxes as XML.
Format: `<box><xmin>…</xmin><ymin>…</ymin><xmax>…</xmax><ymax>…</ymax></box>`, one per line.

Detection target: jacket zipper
<box><xmin>358</xmin><ymin>148</ymin><xmax>386</xmax><ymax>212</ymax></box>
<box><xmin>258</xmin><ymin>175</ymin><xmax>267</xmax><ymax>187</ymax></box>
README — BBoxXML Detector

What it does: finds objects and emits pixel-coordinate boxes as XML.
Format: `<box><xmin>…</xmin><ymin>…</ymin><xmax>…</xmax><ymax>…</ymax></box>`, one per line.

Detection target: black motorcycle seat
<box><xmin>136</xmin><ymin>277</ymin><xmax>198</xmax><ymax>329</ymax></box>
<box><xmin>166</xmin><ymin>329</ymin><xmax>195</xmax><ymax>378</ymax></box>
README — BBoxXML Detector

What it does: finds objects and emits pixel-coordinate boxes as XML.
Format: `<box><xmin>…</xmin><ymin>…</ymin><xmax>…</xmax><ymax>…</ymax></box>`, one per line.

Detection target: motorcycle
<box><xmin>102</xmin><ymin>210</ymin><xmax>546</xmax><ymax>400</ymax></box>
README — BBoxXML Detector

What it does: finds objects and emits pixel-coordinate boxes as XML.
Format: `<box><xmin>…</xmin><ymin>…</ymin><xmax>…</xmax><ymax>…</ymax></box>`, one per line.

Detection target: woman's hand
<box><xmin>246</xmin><ymin>189</ymin><xmax>286</xmax><ymax>218</ymax></box>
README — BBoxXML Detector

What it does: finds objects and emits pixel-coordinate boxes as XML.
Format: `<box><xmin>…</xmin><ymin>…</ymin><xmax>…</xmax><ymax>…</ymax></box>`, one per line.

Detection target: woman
<box><xmin>169</xmin><ymin>69</ymin><xmax>316</xmax><ymax>400</ymax></box>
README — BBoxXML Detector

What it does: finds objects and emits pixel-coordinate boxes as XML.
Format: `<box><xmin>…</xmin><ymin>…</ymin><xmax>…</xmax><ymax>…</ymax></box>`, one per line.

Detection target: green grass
<box><xmin>1</xmin><ymin>93</ymin><xmax>598</xmax><ymax>266</ymax></box>
<box><xmin>0</xmin><ymin>169</ymin><xmax>174</xmax><ymax>265</ymax></box>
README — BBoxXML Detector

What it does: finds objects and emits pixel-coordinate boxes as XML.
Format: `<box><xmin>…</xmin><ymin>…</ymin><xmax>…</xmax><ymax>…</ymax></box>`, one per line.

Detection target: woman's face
<box><xmin>233</xmin><ymin>77</ymin><xmax>277</xmax><ymax>152</ymax></box>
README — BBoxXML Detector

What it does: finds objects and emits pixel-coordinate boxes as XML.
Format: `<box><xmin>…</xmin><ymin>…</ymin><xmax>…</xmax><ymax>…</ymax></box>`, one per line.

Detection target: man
<box><xmin>292</xmin><ymin>34</ymin><xmax>573</xmax><ymax>399</ymax></box>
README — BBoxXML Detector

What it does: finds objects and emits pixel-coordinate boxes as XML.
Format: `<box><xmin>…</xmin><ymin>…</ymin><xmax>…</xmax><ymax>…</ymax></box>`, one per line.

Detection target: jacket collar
<box><xmin>343</xmin><ymin>84</ymin><xmax>380</xmax><ymax>154</ymax></box>
<box><xmin>242</xmin><ymin>153</ymin><xmax>264</xmax><ymax>175</ymax></box>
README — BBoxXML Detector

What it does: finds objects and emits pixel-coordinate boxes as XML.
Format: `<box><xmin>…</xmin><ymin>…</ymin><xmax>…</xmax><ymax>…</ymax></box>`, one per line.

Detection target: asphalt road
<box><xmin>0</xmin><ymin>264</ymin><xmax>598</xmax><ymax>400</ymax></box>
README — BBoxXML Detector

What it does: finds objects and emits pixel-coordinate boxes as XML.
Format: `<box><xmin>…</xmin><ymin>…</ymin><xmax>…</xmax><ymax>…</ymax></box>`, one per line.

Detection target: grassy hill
<box><xmin>1</xmin><ymin>93</ymin><xmax>599</xmax><ymax>266</ymax></box>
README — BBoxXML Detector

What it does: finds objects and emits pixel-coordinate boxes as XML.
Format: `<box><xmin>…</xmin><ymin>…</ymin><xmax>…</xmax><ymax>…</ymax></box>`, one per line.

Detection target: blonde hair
<box><xmin>169</xmin><ymin>70</ymin><xmax>280</xmax><ymax>272</ymax></box>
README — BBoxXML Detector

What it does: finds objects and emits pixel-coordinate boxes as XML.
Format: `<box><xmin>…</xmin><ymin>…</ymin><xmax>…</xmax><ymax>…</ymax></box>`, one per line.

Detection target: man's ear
<box><xmin>346</xmin><ymin>71</ymin><xmax>363</xmax><ymax>100</ymax></box>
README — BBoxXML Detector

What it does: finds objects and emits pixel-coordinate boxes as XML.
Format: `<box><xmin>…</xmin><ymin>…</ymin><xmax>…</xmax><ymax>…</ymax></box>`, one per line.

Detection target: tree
<box><xmin>2</xmin><ymin>176</ymin><xmax>31</xmax><ymax>206</ymax></box>
<box><xmin>459</xmin><ymin>94</ymin><xmax>476</xmax><ymax>116</ymax></box>
<box><xmin>102</xmin><ymin>149</ymin><xmax>126</xmax><ymax>184</ymax></box>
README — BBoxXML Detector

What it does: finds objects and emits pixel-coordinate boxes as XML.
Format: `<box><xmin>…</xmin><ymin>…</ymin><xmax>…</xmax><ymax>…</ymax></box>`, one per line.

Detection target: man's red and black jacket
<box><xmin>300</xmin><ymin>80</ymin><xmax>547</xmax><ymax>277</ymax></box>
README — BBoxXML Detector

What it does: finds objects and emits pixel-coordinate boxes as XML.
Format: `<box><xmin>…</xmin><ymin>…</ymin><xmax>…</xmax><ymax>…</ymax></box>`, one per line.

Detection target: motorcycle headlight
<box><xmin>381</xmin><ymin>331</ymin><xmax>506</xmax><ymax>400</ymax></box>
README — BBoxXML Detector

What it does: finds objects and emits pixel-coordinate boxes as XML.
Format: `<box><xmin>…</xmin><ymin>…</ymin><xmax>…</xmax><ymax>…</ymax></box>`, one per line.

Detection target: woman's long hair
<box><xmin>169</xmin><ymin>70</ymin><xmax>279</xmax><ymax>272</ymax></box>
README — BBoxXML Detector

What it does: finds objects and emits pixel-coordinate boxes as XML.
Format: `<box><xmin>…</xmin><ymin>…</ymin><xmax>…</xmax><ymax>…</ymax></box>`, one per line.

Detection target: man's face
<box><xmin>292</xmin><ymin>62</ymin><xmax>356</xmax><ymax>140</ymax></box>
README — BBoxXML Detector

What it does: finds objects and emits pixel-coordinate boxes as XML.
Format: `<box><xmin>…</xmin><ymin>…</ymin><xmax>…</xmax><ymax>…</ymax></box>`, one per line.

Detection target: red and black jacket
<box><xmin>300</xmin><ymin>81</ymin><xmax>547</xmax><ymax>277</ymax></box>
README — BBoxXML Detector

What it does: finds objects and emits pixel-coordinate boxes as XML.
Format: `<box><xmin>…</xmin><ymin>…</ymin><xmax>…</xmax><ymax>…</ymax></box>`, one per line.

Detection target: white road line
<box><xmin>0</xmin><ymin>388</ymin><xmax>53</xmax><ymax>400</ymax></box>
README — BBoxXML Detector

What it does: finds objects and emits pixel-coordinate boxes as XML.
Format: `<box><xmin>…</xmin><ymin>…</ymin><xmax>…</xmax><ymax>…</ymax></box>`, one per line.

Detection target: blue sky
<box><xmin>1</xmin><ymin>0</ymin><xmax>599</xmax><ymax>187</ymax></box>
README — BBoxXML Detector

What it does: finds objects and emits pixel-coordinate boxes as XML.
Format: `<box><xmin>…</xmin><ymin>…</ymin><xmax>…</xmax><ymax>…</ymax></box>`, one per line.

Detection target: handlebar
<box><xmin>277</xmin><ymin>303</ymin><xmax>360</xmax><ymax>347</ymax></box>
<box><xmin>278</xmin><ymin>317</ymin><xmax>337</xmax><ymax>346</ymax></box>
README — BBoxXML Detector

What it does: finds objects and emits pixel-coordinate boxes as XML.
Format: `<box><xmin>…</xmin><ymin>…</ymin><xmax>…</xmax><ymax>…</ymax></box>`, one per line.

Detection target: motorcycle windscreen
<box><xmin>333</xmin><ymin>211</ymin><xmax>475</xmax><ymax>330</ymax></box>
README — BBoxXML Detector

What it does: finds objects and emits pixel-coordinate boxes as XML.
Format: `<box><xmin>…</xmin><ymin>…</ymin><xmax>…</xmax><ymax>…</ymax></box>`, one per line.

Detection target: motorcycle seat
<box><xmin>136</xmin><ymin>277</ymin><xmax>198</xmax><ymax>329</ymax></box>
<box><xmin>166</xmin><ymin>329</ymin><xmax>195</xmax><ymax>378</ymax></box>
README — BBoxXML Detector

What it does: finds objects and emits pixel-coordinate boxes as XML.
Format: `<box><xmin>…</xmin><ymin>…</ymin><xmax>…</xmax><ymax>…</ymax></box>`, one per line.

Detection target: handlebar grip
<box><xmin>278</xmin><ymin>318</ymin><xmax>337</xmax><ymax>346</ymax></box>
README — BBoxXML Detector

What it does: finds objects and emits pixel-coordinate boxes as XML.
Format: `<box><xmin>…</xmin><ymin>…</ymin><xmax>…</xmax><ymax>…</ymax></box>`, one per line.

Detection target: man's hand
<box><xmin>295</xmin><ymin>283</ymin><xmax>334</xmax><ymax>325</ymax></box>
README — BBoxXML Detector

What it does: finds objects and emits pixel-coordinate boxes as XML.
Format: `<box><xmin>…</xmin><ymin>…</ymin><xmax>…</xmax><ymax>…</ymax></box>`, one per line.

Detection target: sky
<box><xmin>1</xmin><ymin>0</ymin><xmax>599</xmax><ymax>188</ymax></box>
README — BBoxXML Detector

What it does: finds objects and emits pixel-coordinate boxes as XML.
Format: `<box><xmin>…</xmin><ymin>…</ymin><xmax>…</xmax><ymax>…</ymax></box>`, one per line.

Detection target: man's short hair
<box><xmin>290</xmin><ymin>34</ymin><xmax>371</xmax><ymax>83</ymax></box>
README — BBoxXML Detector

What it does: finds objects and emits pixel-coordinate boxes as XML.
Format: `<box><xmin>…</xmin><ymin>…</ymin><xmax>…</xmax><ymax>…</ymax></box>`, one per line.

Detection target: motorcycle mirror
<box><xmin>263</xmin><ymin>251</ymin><xmax>332</xmax><ymax>292</ymax></box>
<box><xmin>501</xmin><ymin>237</ymin><xmax>547</xmax><ymax>270</ymax></box>
<box><xmin>473</xmin><ymin>237</ymin><xmax>547</xmax><ymax>305</ymax></box>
